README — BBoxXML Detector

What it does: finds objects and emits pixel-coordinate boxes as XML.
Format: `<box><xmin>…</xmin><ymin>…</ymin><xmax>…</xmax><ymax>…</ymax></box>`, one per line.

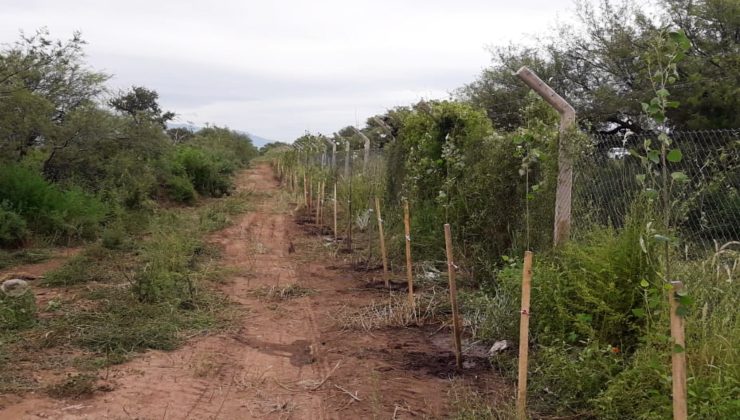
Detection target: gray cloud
<box><xmin>1</xmin><ymin>0</ymin><xmax>574</xmax><ymax>141</ymax></box>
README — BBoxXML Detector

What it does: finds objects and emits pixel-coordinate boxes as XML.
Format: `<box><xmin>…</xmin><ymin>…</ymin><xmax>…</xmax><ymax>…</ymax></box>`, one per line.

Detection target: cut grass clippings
<box><xmin>333</xmin><ymin>287</ymin><xmax>450</xmax><ymax>331</ymax></box>
<box><xmin>248</xmin><ymin>284</ymin><xmax>316</xmax><ymax>301</ymax></box>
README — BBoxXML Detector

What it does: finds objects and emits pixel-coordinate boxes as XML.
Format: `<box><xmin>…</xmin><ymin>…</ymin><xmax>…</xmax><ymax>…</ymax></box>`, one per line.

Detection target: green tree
<box><xmin>109</xmin><ymin>86</ymin><xmax>175</xmax><ymax>128</ymax></box>
<box><xmin>458</xmin><ymin>0</ymin><xmax>739</xmax><ymax>133</ymax></box>
<box><xmin>0</xmin><ymin>28</ymin><xmax>108</xmax><ymax>161</ymax></box>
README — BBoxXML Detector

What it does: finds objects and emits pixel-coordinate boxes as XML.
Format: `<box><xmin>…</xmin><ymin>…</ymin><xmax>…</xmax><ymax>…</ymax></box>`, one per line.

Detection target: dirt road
<box><xmin>1</xmin><ymin>164</ymin><xmax>498</xmax><ymax>419</ymax></box>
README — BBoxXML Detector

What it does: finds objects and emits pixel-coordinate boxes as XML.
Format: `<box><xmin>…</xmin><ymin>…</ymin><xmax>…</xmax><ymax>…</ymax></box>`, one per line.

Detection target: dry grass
<box><xmin>332</xmin><ymin>288</ymin><xmax>449</xmax><ymax>331</ymax></box>
<box><xmin>248</xmin><ymin>284</ymin><xmax>315</xmax><ymax>301</ymax></box>
<box><xmin>46</xmin><ymin>373</ymin><xmax>97</xmax><ymax>399</ymax></box>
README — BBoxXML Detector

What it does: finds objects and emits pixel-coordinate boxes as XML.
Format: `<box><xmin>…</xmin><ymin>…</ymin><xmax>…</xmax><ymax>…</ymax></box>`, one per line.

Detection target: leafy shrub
<box><xmin>173</xmin><ymin>146</ymin><xmax>233</xmax><ymax>197</ymax></box>
<box><xmin>531</xmin><ymin>219</ymin><xmax>657</xmax><ymax>349</ymax></box>
<box><xmin>164</xmin><ymin>173</ymin><xmax>197</xmax><ymax>204</ymax></box>
<box><xmin>0</xmin><ymin>164</ymin><xmax>107</xmax><ymax>242</ymax></box>
<box><xmin>101</xmin><ymin>222</ymin><xmax>132</xmax><ymax>250</ymax></box>
<box><xmin>0</xmin><ymin>204</ymin><xmax>28</xmax><ymax>247</ymax></box>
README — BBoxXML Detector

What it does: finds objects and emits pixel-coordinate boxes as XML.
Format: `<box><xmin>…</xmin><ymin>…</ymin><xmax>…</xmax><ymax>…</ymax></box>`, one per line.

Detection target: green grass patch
<box><xmin>42</xmin><ymin>245</ymin><xmax>134</xmax><ymax>287</ymax></box>
<box><xmin>0</xmin><ymin>248</ymin><xmax>52</xmax><ymax>270</ymax></box>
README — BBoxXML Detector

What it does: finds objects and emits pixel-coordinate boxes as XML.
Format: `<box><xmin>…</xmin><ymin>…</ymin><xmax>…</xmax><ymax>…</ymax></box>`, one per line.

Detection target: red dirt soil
<box><xmin>0</xmin><ymin>163</ymin><xmax>505</xmax><ymax>419</ymax></box>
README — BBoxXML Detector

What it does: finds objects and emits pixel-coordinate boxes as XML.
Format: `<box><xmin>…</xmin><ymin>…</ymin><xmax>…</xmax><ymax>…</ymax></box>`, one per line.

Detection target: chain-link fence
<box><xmin>282</xmin><ymin>128</ymin><xmax>738</xmax><ymax>258</ymax></box>
<box><xmin>573</xmin><ymin>129</ymin><xmax>740</xmax><ymax>254</ymax></box>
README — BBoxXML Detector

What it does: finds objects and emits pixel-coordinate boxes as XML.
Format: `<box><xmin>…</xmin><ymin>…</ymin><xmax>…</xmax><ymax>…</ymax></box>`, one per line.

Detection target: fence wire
<box><xmin>573</xmin><ymin>129</ymin><xmax>739</xmax><ymax>254</ymax></box>
<box><xmin>288</xmin><ymin>128</ymin><xmax>738</xmax><ymax>257</ymax></box>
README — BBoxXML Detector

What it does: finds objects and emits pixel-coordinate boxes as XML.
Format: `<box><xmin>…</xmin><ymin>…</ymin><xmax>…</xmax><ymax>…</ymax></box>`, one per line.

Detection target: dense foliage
<box><xmin>0</xmin><ymin>30</ymin><xmax>258</xmax><ymax>248</ymax></box>
<box><xmin>457</xmin><ymin>0</ymin><xmax>739</xmax><ymax>134</ymax></box>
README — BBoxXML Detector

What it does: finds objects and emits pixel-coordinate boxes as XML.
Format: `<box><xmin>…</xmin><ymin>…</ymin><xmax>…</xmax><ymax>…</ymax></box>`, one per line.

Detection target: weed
<box><xmin>449</xmin><ymin>380</ymin><xmax>516</xmax><ymax>420</ymax></box>
<box><xmin>0</xmin><ymin>286</ymin><xmax>36</xmax><ymax>330</ymax></box>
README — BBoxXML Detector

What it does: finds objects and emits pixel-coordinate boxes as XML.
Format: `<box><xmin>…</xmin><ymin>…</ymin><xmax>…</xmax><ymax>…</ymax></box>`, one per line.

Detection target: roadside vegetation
<box><xmin>270</xmin><ymin>1</ymin><xmax>738</xmax><ymax>418</ymax></box>
<box><xmin>0</xmin><ymin>29</ymin><xmax>257</xmax><ymax>395</ymax></box>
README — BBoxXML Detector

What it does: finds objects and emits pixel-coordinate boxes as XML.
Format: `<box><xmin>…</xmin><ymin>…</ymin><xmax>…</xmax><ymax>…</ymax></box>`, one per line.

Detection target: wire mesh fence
<box><xmin>573</xmin><ymin>129</ymin><xmax>740</xmax><ymax>255</ymax></box>
<box><xmin>281</xmin><ymin>128</ymin><xmax>738</xmax><ymax>259</ymax></box>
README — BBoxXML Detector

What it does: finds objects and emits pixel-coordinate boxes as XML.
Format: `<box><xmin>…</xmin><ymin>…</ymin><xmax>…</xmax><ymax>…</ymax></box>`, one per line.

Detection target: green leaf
<box><xmin>667</xmin><ymin>149</ymin><xmax>683</xmax><ymax>162</ymax></box>
<box><xmin>647</xmin><ymin>150</ymin><xmax>660</xmax><ymax>164</ymax></box>
<box><xmin>513</xmin><ymin>136</ymin><xmax>525</xmax><ymax>145</ymax></box>
<box><xmin>669</xmin><ymin>30</ymin><xmax>691</xmax><ymax>51</ymax></box>
<box><xmin>645</xmin><ymin>188</ymin><xmax>658</xmax><ymax>199</ymax></box>
<box><xmin>676</xmin><ymin>305</ymin><xmax>690</xmax><ymax>317</ymax></box>
<box><xmin>671</xmin><ymin>171</ymin><xmax>689</xmax><ymax>183</ymax></box>
<box><xmin>656</xmin><ymin>88</ymin><xmax>670</xmax><ymax>98</ymax></box>
<box><xmin>679</xmin><ymin>295</ymin><xmax>694</xmax><ymax>306</ymax></box>
<box><xmin>673</xmin><ymin>343</ymin><xmax>685</xmax><ymax>353</ymax></box>
<box><xmin>640</xmin><ymin>279</ymin><xmax>650</xmax><ymax>288</ymax></box>
<box><xmin>632</xmin><ymin>308</ymin><xmax>646</xmax><ymax>318</ymax></box>
<box><xmin>666</xmin><ymin>100</ymin><xmax>680</xmax><ymax>108</ymax></box>
<box><xmin>635</xmin><ymin>174</ymin><xmax>646</xmax><ymax>184</ymax></box>
<box><xmin>576</xmin><ymin>313</ymin><xmax>593</xmax><ymax>324</ymax></box>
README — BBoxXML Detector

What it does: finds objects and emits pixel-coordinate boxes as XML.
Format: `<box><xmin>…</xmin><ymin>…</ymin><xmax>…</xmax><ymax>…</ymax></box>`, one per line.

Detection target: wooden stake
<box><xmin>443</xmin><ymin>224</ymin><xmax>463</xmax><ymax>369</ymax></box>
<box><xmin>403</xmin><ymin>201</ymin><xmax>415</xmax><ymax>309</ymax></box>
<box><xmin>315</xmin><ymin>182</ymin><xmax>321</xmax><ymax>227</ymax></box>
<box><xmin>669</xmin><ymin>281</ymin><xmax>688</xmax><ymax>420</ymax></box>
<box><xmin>374</xmin><ymin>197</ymin><xmax>389</xmax><ymax>287</ymax></box>
<box><xmin>319</xmin><ymin>182</ymin><xmax>323</xmax><ymax>225</ymax></box>
<box><xmin>303</xmin><ymin>173</ymin><xmax>309</xmax><ymax>208</ymax></box>
<box><xmin>308</xmin><ymin>179</ymin><xmax>313</xmax><ymax>210</ymax></box>
<box><xmin>333</xmin><ymin>182</ymin><xmax>338</xmax><ymax>241</ymax></box>
<box><xmin>516</xmin><ymin>251</ymin><xmax>534</xmax><ymax>420</ymax></box>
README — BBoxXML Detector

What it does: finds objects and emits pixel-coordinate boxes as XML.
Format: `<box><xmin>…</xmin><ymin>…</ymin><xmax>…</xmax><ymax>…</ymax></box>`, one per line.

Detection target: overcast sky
<box><xmin>1</xmin><ymin>0</ymin><xmax>576</xmax><ymax>142</ymax></box>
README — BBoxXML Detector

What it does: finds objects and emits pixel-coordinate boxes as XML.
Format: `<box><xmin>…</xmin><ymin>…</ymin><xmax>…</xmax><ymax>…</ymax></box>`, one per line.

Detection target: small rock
<box><xmin>1</xmin><ymin>279</ymin><xmax>30</xmax><ymax>297</ymax></box>
<box><xmin>488</xmin><ymin>340</ymin><xmax>511</xmax><ymax>355</ymax></box>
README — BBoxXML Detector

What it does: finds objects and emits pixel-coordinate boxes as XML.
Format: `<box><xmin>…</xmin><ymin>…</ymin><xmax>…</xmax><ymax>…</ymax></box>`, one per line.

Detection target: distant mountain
<box><xmin>166</xmin><ymin>123</ymin><xmax>274</xmax><ymax>148</ymax></box>
<box><xmin>245</xmin><ymin>133</ymin><xmax>273</xmax><ymax>148</ymax></box>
